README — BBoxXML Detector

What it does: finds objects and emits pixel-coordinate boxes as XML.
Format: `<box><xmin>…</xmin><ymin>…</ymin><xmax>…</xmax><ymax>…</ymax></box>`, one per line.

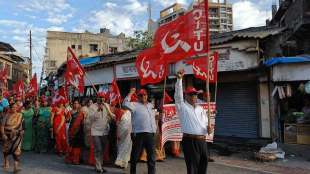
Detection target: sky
<box><xmin>0</xmin><ymin>0</ymin><xmax>275</xmax><ymax>78</ymax></box>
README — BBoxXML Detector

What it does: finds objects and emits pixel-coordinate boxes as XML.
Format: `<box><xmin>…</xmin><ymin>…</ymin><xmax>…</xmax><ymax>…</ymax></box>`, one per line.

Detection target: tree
<box><xmin>127</xmin><ymin>30</ymin><xmax>153</xmax><ymax>50</ymax></box>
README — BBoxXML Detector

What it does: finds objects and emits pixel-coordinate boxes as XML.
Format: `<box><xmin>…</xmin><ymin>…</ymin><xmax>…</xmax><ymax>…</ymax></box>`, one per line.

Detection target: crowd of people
<box><xmin>0</xmin><ymin>91</ymin><xmax>136</xmax><ymax>173</ymax></box>
<box><xmin>0</xmin><ymin>70</ymin><xmax>211</xmax><ymax>174</ymax></box>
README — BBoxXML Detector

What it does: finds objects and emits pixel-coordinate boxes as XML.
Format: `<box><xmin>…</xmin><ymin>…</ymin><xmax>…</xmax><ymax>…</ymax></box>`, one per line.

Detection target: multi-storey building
<box><xmin>44</xmin><ymin>29</ymin><xmax>129</xmax><ymax>76</ymax></box>
<box><xmin>208</xmin><ymin>0</ymin><xmax>233</xmax><ymax>34</ymax></box>
<box><xmin>150</xmin><ymin>1</ymin><xmax>233</xmax><ymax>34</ymax></box>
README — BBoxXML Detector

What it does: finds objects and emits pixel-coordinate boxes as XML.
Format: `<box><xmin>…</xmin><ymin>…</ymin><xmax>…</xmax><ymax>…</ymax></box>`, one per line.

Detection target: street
<box><xmin>0</xmin><ymin>152</ymin><xmax>270</xmax><ymax>174</ymax></box>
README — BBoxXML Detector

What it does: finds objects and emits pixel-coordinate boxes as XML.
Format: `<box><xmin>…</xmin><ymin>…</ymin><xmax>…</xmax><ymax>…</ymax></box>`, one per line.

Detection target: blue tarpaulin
<box><xmin>79</xmin><ymin>56</ymin><xmax>101</xmax><ymax>65</ymax></box>
<box><xmin>264</xmin><ymin>56</ymin><xmax>310</xmax><ymax>67</ymax></box>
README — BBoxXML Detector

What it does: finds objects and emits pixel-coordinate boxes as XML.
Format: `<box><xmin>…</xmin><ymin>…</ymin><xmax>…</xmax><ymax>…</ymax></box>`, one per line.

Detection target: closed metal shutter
<box><xmin>215</xmin><ymin>82</ymin><xmax>258</xmax><ymax>138</ymax></box>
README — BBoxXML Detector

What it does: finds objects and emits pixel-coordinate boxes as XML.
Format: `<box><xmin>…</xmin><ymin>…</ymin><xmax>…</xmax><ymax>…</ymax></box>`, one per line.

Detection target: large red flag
<box><xmin>135</xmin><ymin>47</ymin><xmax>168</xmax><ymax>85</ymax></box>
<box><xmin>109</xmin><ymin>79</ymin><xmax>122</xmax><ymax>106</ymax></box>
<box><xmin>186</xmin><ymin>52</ymin><xmax>219</xmax><ymax>83</ymax></box>
<box><xmin>27</xmin><ymin>73</ymin><xmax>38</xmax><ymax>97</ymax></box>
<box><xmin>65</xmin><ymin>47</ymin><xmax>85</xmax><ymax>94</ymax></box>
<box><xmin>153</xmin><ymin>1</ymin><xmax>208</xmax><ymax>63</ymax></box>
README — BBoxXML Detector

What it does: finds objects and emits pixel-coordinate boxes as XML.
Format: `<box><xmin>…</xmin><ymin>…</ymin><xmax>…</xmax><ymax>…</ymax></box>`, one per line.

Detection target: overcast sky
<box><xmin>0</xmin><ymin>0</ymin><xmax>274</xmax><ymax>77</ymax></box>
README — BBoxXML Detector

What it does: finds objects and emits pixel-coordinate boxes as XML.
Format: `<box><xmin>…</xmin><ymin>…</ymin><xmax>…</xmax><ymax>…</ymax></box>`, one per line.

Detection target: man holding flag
<box><xmin>175</xmin><ymin>70</ymin><xmax>211</xmax><ymax>174</ymax></box>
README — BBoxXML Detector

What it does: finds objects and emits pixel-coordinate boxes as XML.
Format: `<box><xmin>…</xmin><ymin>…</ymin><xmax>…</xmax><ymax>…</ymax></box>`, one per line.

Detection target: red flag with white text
<box><xmin>135</xmin><ymin>47</ymin><xmax>168</xmax><ymax>85</ymax></box>
<box><xmin>186</xmin><ymin>52</ymin><xmax>218</xmax><ymax>83</ymax></box>
<box><xmin>153</xmin><ymin>1</ymin><xmax>208</xmax><ymax>63</ymax></box>
<box><xmin>65</xmin><ymin>47</ymin><xmax>85</xmax><ymax>94</ymax></box>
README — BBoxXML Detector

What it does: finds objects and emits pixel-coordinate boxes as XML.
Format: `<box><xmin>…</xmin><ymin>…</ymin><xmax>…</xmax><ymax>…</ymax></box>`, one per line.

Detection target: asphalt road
<box><xmin>0</xmin><ymin>152</ymin><xmax>271</xmax><ymax>174</ymax></box>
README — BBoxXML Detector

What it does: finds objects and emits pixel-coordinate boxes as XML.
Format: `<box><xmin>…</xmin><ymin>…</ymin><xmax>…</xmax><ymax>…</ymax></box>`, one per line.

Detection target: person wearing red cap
<box><xmin>123</xmin><ymin>88</ymin><xmax>157</xmax><ymax>174</ymax></box>
<box><xmin>175</xmin><ymin>70</ymin><xmax>212</xmax><ymax>174</ymax></box>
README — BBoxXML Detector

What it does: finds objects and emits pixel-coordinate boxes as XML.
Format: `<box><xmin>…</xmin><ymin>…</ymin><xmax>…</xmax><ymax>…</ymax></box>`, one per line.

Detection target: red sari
<box><xmin>52</xmin><ymin>107</ymin><xmax>68</xmax><ymax>154</ymax></box>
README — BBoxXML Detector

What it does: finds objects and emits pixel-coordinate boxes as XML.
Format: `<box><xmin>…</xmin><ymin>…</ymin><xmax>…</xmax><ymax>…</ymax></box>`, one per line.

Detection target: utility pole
<box><xmin>29</xmin><ymin>30</ymin><xmax>33</xmax><ymax>77</ymax></box>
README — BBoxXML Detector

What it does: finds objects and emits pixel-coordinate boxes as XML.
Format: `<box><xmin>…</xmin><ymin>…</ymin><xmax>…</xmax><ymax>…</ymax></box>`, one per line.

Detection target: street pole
<box><xmin>29</xmin><ymin>30</ymin><xmax>33</xmax><ymax>77</ymax></box>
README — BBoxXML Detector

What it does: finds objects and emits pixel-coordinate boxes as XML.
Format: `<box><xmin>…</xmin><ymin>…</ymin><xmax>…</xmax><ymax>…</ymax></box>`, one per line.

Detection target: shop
<box><xmin>266</xmin><ymin>57</ymin><xmax>310</xmax><ymax>145</ymax></box>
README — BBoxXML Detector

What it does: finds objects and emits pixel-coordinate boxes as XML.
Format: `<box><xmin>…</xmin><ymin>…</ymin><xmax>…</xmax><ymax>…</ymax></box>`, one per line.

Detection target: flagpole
<box><xmin>84</xmin><ymin>73</ymin><xmax>99</xmax><ymax>96</ymax></box>
<box><xmin>160</xmin><ymin>77</ymin><xmax>167</xmax><ymax>150</ymax></box>
<box><xmin>204</xmin><ymin>0</ymin><xmax>211</xmax><ymax>135</ymax></box>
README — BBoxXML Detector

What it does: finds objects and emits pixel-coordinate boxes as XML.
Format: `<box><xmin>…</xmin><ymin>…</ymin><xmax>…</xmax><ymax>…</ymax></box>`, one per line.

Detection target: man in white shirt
<box><xmin>174</xmin><ymin>70</ymin><xmax>211</xmax><ymax>174</ymax></box>
<box><xmin>89</xmin><ymin>97</ymin><xmax>114</xmax><ymax>173</ymax></box>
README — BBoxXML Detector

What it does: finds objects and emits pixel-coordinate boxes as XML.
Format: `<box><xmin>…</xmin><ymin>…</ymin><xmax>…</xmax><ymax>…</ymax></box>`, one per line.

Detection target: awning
<box><xmin>79</xmin><ymin>56</ymin><xmax>101</xmax><ymax>65</ymax></box>
<box><xmin>264</xmin><ymin>56</ymin><xmax>310</xmax><ymax>67</ymax></box>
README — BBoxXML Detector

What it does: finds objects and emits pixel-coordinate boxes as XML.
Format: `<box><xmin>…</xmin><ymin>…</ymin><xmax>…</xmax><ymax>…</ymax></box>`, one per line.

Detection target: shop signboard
<box><xmin>115</xmin><ymin>63</ymin><xmax>138</xmax><ymax>79</ymax></box>
<box><xmin>161</xmin><ymin>103</ymin><xmax>216</xmax><ymax>147</ymax></box>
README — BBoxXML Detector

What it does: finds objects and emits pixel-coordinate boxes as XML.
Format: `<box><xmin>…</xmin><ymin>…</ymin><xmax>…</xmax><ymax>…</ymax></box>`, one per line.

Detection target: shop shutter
<box><xmin>215</xmin><ymin>82</ymin><xmax>258</xmax><ymax>138</ymax></box>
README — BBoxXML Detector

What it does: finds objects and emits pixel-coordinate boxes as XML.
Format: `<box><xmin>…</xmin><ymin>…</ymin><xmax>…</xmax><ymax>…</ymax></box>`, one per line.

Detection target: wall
<box><xmin>272</xmin><ymin>63</ymin><xmax>310</xmax><ymax>81</ymax></box>
<box><xmin>259</xmin><ymin>82</ymin><xmax>271</xmax><ymax>138</ymax></box>
<box><xmin>45</xmin><ymin>31</ymin><xmax>129</xmax><ymax>75</ymax></box>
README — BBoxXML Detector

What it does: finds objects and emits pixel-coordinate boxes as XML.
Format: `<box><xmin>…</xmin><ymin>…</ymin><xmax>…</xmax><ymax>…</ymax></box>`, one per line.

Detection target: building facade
<box><xmin>0</xmin><ymin>42</ymin><xmax>30</xmax><ymax>89</ymax></box>
<box><xmin>151</xmin><ymin>1</ymin><xmax>233</xmax><ymax>34</ymax></box>
<box><xmin>44</xmin><ymin>29</ymin><xmax>130</xmax><ymax>76</ymax></box>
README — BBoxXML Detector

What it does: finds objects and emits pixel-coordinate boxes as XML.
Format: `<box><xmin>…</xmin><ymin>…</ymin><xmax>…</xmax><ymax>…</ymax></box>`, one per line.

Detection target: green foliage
<box><xmin>127</xmin><ymin>30</ymin><xmax>153</xmax><ymax>49</ymax></box>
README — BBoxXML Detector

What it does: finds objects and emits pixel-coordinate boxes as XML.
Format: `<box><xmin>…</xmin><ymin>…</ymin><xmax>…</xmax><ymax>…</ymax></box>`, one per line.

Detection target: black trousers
<box><xmin>182</xmin><ymin>137</ymin><xmax>208</xmax><ymax>174</ymax></box>
<box><xmin>130</xmin><ymin>132</ymin><xmax>156</xmax><ymax>174</ymax></box>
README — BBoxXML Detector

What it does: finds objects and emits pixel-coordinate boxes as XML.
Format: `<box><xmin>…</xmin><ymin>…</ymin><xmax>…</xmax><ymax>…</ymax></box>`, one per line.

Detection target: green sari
<box><xmin>22</xmin><ymin>108</ymin><xmax>35</xmax><ymax>151</ymax></box>
<box><xmin>34</xmin><ymin>107</ymin><xmax>51</xmax><ymax>153</ymax></box>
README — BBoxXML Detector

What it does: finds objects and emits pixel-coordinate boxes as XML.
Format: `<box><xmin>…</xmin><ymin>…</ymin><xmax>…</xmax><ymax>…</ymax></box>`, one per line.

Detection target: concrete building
<box><xmin>0</xmin><ymin>42</ymin><xmax>30</xmax><ymax>89</ymax></box>
<box><xmin>208</xmin><ymin>0</ymin><xmax>233</xmax><ymax>34</ymax></box>
<box><xmin>44</xmin><ymin>29</ymin><xmax>129</xmax><ymax>76</ymax></box>
<box><xmin>150</xmin><ymin>1</ymin><xmax>233</xmax><ymax>34</ymax></box>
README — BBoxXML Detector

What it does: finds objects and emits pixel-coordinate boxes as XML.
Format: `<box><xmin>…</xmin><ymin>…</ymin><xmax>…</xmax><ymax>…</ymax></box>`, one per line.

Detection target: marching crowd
<box><xmin>0</xmin><ymin>70</ymin><xmax>211</xmax><ymax>174</ymax></box>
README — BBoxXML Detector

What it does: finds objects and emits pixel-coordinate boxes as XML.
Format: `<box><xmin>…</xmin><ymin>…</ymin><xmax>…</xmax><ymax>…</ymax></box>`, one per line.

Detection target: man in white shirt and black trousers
<box><xmin>175</xmin><ymin>70</ymin><xmax>212</xmax><ymax>174</ymax></box>
<box><xmin>123</xmin><ymin>88</ymin><xmax>157</xmax><ymax>174</ymax></box>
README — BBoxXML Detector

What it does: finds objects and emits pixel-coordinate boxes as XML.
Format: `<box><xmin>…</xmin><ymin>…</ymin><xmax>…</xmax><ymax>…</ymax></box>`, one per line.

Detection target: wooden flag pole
<box><xmin>204</xmin><ymin>0</ymin><xmax>211</xmax><ymax>135</ymax></box>
<box><xmin>160</xmin><ymin>77</ymin><xmax>167</xmax><ymax>150</ymax></box>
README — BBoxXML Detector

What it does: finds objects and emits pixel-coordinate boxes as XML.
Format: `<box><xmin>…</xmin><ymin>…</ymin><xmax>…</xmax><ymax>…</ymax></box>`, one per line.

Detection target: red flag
<box><xmin>130</xmin><ymin>93</ymin><xmax>138</xmax><ymax>102</ymax></box>
<box><xmin>13</xmin><ymin>80</ymin><xmax>24</xmax><ymax>97</ymax></box>
<box><xmin>186</xmin><ymin>52</ymin><xmax>219</xmax><ymax>83</ymax></box>
<box><xmin>164</xmin><ymin>91</ymin><xmax>173</xmax><ymax>104</ymax></box>
<box><xmin>27</xmin><ymin>74</ymin><xmax>38</xmax><ymax>97</ymax></box>
<box><xmin>0</xmin><ymin>65</ymin><xmax>8</xmax><ymax>83</ymax></box>
<box><xmin>153</xmin><ymin>1</ymin><xmax>208</xmax><ymax>63</ymax></box>
<box><xmin>52</xmin><ymin>86</ymin><xmax>68</xmax><ymax>106</ymax></box>
<box><xmin>109</xmin><ymin>79</ymin><xmax>121</xmax><ymax>106</ymax></box>
<box><xmin>65</xmin><ymin>47</ymin><xmax>85</xmax><ymax>93</ymax></box>
<box><xmin>135</xmin><ymin>47</ymin><xmax>168</xmax><ymax>85</ymax></box>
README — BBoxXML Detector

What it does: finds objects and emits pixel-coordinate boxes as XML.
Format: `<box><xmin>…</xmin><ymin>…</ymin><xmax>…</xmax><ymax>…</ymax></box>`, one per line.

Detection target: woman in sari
<box><xmin>34</xmin><ymin>98</ymin><xmax>51</xmax><ymax>153</ymax></box>
<box><xmin>51</xmin><ymin>99</ymin><xmax>68</xmax><ymax>155</ymax></box>
<box><xmin>21</xmin><ymin>100</ymin><xmax>34</xmax><ymax>151</ymax></box>
<box><xmin>65</xmin><ymin>100</ymin><xmax>85</xmax><ymax>165</ymax></box>
<box><xmin>114</xmin><ymin>107</ymin><xmax>132</xmax><ymax>169</ymax></box>
<box><xmin>1</xmin><ymin>103</ymin><xmax>24</xmax><ymax>173</ymax></box>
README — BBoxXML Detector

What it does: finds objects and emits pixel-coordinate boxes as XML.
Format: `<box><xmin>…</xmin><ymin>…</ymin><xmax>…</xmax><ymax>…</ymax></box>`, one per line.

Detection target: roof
<box><xmin>264</xmin><ymin>55</ymin><xmax>310</xmax><ymax>67</ymax></box>
<box><xmin>211</xmin><ymin>26</ymin><xmax>286</xmax><ymax>45</ymax></box>
<box><xmin>83</xmin><ymin>49</ymin><xmax>141</xmax><ymax>68</ymax></box>
<box><xmin>79</xmin><ymin>56</ymin><xmax>100</xmax><ymax>65</ymax></box>
<box><xmin>0</xmin><ymin>42</ymin><xmax>16</xmax><ymax>52</ymax></box>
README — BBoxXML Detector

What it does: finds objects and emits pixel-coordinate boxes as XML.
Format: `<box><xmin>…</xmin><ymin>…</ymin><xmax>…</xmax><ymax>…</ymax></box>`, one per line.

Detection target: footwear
<box><xmin>13</xmin><ymin>168</ymin><xmax>21</xmax><ymax>173</ymax></box>
<box><xmin>101</xmin><ymin>168</ymin><xmax>107</xmax><ymax>173</ymax></box>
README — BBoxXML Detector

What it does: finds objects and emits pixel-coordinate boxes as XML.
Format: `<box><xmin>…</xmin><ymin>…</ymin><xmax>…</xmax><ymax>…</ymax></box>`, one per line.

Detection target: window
<box><xmin>109</xmin><ymin>47</ymin><xmax>118</xmax><ymax>54</ymax></box>
<box><xmin>78</xmin><ymin>45</ymin><xmax>82</xmax><ymax>50</ymax></box>
<box><xmin>90</xmin><ymin>44</ymin><xmax>98</xmax><ymax>52</ymax></box>
<box><xmin>71</xmin><ymin>45</ymin><xmax>76</xmax><ymax>49</ymax></box>
<box><xmin>46</xmin><ymin>60</ymin><xmax>56</xmax><ymax>67</ymax></box>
